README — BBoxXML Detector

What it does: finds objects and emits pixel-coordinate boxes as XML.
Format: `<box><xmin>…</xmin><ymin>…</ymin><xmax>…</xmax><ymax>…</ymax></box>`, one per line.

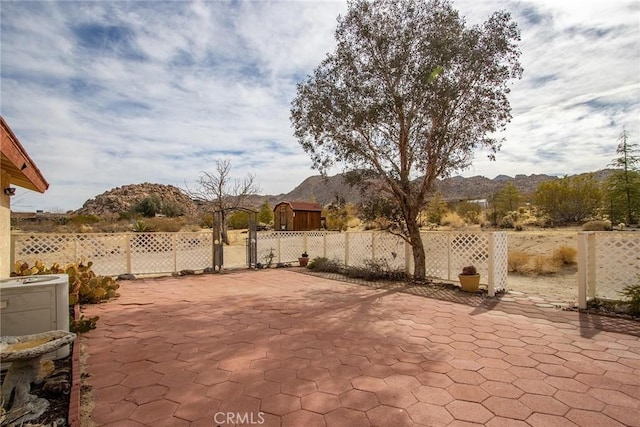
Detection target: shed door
<box><xmin>280</xmin><ymin>205</ymin><xmax>287</xmax><ymax>230</ymax></box>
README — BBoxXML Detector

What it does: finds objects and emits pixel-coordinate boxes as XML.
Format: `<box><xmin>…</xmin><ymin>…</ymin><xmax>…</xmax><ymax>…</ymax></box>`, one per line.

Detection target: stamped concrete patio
<box><xmin>82</xmin><ymin>269</ymin><xmax>640</xmax><ymax>426</ymax></box>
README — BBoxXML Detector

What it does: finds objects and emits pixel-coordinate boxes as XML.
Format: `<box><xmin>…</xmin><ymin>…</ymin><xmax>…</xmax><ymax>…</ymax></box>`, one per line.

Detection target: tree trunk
<box><xmin>407</xmin><ymin>220</ymin><xmax>426</xmax><ymax>280</ymax></box>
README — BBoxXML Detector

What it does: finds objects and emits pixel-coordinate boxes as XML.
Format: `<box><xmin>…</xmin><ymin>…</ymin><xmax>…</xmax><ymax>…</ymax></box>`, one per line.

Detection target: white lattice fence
<box><xmin>325</xmin><ymin>233</ymin><xmax>346</xmax><ymax>262</ymax></box>
<box><xmin>11</xmin><ymin>232</ymin><xmax>215</xmax><ymax>276</ymax></box>
<box><xmin>578</xmin><ymin>232</ymin><xmax>640</xmax><ymax>305</ymax></box>
<box><xmin>422</xmin><ymin>233</ymin><xmax>449</xmax><ymax>279</ymax></box>
<box><xmin>176</xmin><ymin>233</ymin><xmax>214</xmax><ymax>271</ymax></box>
<box><xmin>371</xmin><ymin>233</ymin><xmax>405</xmax><ymax>270</ymax></box>
<box><xmin>255</xmin><ymin>231</ymin><xmax>507</xmax><ymax>295</ymax></box>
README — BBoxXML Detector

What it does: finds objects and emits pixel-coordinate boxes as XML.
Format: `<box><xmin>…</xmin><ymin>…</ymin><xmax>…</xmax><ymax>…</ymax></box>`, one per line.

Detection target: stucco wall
<box><xmin>1</xmin><ymin>170</ymin><xmax>11</xmax><ymax>277</ymax></box>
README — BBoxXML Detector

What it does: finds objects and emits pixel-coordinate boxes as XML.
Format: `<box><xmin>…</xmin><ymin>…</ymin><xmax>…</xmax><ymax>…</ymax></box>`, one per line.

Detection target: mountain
<box><xmin>74</xmin><ymin>170</ymin><xmax>614</xmax><ymax>215</ymax></box>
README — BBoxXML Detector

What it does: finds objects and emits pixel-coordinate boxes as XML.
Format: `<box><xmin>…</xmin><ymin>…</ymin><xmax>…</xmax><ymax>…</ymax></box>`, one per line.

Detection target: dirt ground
<box><xmin>505</xmin><ymin>229</ymin><xmax>579</xmax><ymax>303</ymax></box>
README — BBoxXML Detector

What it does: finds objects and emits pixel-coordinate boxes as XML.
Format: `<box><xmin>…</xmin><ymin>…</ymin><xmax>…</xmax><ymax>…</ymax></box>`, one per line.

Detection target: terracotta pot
<box><xmin>458</xmin><ymin>274</ymin><xmax>480</xmax><ymax>292</ymax></box>
<box><xmin>298</xmin><ymin>257</ymin><xmax>309</xmax><ymax>267</ymax></box>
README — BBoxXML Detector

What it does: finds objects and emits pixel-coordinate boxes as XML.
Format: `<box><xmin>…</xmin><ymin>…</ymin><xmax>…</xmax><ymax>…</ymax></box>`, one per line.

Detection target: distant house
<box><xmin>1</xmin><ymin>116</ymin><xmax>49</xmax><ymax>277</ymax></box>
<box><xmin>274</xmin><ymin>201</ymin><xmax>322</xmax><ymax>231</ymax></box>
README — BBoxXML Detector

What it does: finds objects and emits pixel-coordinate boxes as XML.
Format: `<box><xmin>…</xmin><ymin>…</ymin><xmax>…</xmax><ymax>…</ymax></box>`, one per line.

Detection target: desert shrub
<box><xmin>70</xmin><ymin>214</ymin><xmax>100</xmax><ymax>225</ymax></box>
<box><xmin>133</xmin><ymin>219</ymin><xmax>152</xmax><ymax>232</ymax></box>
<box><xmin>530</xmin><ymin>255</ymin><xmax>560</xmax><ymax>274</ymax></box>
<box><xmin>551</xmin><ymin>246</ymin><xmax>577</xmax><ymax>265</ymax></box>
<box><xmin>457</xmin><ymin>202</ymin><xmax>482</xmax><ymax>224</ymax></box>
<box><xmin>307</xmin><ymin>257</ymin><xmax>342</xmax><ymax>272</ymax></box>
<box><xmin>440</xmin><ymin>212</ymin><xmax>465</xmax><ymax>228</ymax></box>
<box><xmin>227</xmin><ymin>211</ymin><xmax>249</xmax><ymax>229</ymax></box>
<box><xmin>145</xmin><ymin>217</ymin><xmax>185</xmax><ymax>232</ymax></box>
<box><xmin>201</xmin><ymin>213</ymin><xmax>214</xmax><ymax>228</ymax></box>
<box><xmin>508</xmin><ymin>251</ymin><xmax>531</xmax><ymax>272</ymax></box>
<box><xmin>620</xmin><ymin>283</ymin><xmax>640</xmax><ymax>317</ymax></box>
<box><xmin>582</xmin><ymin>220</ymin><xmax>612</xmax><ymax>231</ymax></box>
<box><xmin>347</xmin><ymin>259</ymin><xmax>408</xmax><ymax>281</ymax></box>
<box><xmin>499</xmin><ymin>211</ymin><xmax>519</xmax><ymax>228</ymax></box>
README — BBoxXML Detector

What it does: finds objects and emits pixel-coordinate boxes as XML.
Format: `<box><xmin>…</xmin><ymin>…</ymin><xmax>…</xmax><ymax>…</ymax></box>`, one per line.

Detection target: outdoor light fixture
<box><xmin>4</xmin><ymin>187</ymin><xmax>16</xmax><ymax>196</ymax></box>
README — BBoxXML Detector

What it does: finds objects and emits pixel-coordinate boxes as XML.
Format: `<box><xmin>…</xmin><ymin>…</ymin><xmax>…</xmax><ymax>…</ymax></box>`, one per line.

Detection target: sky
<box><xmin>1</xmin><ymin>0</ymin><xmax>638</xmax><ymax>212</ymax></box>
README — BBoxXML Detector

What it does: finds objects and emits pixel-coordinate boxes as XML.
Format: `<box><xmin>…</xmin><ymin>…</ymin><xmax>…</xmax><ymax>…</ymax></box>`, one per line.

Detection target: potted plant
<box><xmin>298</xmin><ymin>251</ymin><xmax>309</xmax><ymax>267</ymax></box>
<box><xmin>458</xmin><ymin>265</ymin><xmax>480</xmax><ymax>292</ymax></box>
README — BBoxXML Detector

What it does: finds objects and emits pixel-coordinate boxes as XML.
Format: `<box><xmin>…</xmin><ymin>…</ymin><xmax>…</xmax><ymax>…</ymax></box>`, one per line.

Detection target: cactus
<box><xmin>11</xmin><ymin>260</ymin><xmax>119</xmax><ymax>306</ymax></box>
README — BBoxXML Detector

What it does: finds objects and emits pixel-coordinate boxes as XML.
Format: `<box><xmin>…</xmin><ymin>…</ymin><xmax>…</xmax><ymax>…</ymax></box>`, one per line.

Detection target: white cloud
<box><xmin>2</xmin><ymin>0</ymin><xmax>638</xmax><ymax>211</ymax></box>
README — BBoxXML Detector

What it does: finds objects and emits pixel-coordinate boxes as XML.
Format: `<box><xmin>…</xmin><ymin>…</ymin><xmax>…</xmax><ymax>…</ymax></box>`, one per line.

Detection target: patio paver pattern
<box><xmin>82</xmin><ymin>270</ymin><xmax>640</xmax><ymax>426</ymax></box>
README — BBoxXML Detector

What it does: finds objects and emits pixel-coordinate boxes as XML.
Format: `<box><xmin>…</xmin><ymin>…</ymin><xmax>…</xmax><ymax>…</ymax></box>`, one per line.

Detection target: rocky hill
<box><xmin>76</xmin><ymin>183</ymin><xmax>199</xmax><ymax>216</ymax></box>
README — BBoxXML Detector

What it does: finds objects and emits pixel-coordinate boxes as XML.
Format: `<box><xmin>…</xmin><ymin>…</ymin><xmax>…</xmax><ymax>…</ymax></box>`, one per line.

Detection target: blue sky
<box><xmin>2</xmin><ymin>0</ymin><xmax>638</xmax><ymax>212</ymax></box>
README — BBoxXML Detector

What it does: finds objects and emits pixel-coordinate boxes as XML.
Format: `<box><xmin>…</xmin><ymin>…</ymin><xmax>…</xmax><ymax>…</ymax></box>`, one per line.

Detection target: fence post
<box><xmin>302</xmin><ymin>231</ymin><xmax>309</xmax><ymax>252</ymax></box>
<box><xmin>577</xmin><ymin>232</ymin><xmax>587</xmax><ymax>309</ymax></box>
<box><xmin>172</xmin><ymin>234</ymin><xmax>177</xmax><ymax>273</ymax></box>
<box><xmin>447</xmin><ymin>233</ymin><xmax>452</xmax><ymax>281</ymax></box>
<box><xmin>277</xmin><ymin>233</ymin><xmax>282</xmax><ymax>264</ymax></box>
<box><xmin>323</xmin><ymin>231</ymin><xmax>327</xmax><ymax>258</ymax></box>
<box><xmin>587</xmin><ymin>232</ymin><xmax>596</xmax><ymax>299</ymax></box>
<box><xmin>487</xmin><ymin>233</ymin><xmax>495</xmax><ymax>297</ymax></box>
<box><xmin>345</xmin><ymin>232</ymin><xmax>350</xmax><ymax>266</ymax></box>
<box><xmin>125</xmin><ymin>233</ymin><xmax>132</xmax><ymax>274</ymax></box>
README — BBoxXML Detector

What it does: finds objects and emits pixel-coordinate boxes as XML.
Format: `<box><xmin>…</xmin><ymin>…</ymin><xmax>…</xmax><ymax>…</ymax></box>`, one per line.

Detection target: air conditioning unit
<box><xmin>0</xmin><ymin>274</ymin><xmax>70</xmax><ymax>360</ymax></box>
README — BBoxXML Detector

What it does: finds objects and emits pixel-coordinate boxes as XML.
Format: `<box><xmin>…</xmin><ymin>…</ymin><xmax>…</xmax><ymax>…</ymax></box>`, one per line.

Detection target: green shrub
<box><xmin>620</xmin><ymin>284</ymin><xmax>640</xmax><ymax>317</ymax></box>
<box><xmin>582</xmin><ymin>220</ymin><xmax>612</xmax><ymax>231</ymax></box>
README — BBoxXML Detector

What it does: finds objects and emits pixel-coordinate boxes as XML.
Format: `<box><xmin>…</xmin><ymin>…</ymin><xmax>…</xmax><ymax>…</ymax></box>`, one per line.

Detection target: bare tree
<box><xmin>186</xmin><ymin>159</ymin><xmax>259</xmax><ymax>244</ymax></box>
<box><xmin>290</xmin><ymin>0</ymin><xmax>522</xmax><ymax>279</ymax></box>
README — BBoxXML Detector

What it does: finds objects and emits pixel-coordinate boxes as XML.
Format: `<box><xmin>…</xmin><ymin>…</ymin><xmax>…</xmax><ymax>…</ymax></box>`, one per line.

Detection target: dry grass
<box><xmin>531</xmin><ymin>255</ymin><xmax>561</xmax><ymax>274</ymax></box>
<box><xmin>440</xmin><ymin>212</ymin><xmax>466</xmax><ymax>228</ymax></box>
<box><xmin>508</xmin><ymin>251</ymin><xmax>531</xmax><ymax>273</ymax></box>
<box><xmin>551</xmin><ymin>245</ymin><xmax>577</xmax><ymax>265</ymax></box>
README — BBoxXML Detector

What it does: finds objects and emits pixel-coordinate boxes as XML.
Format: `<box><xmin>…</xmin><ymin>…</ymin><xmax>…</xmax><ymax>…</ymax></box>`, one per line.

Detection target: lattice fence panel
<box><xmin>130</xmin><ymin>233</ymin><xmax>175</xmax><ymax>274</ymax></box>
<box><xmin>325</xmin><ymin>233</ymin><xmax>346</xmax><ymax>263</ymax></box>
<box><xmin>450</xmin><ymin>233</ymin><xmax>490</xmax><ymax>278</ymax></box>
<box><xmin>306</xmin><ymin>232</ymin><xmax>327</xmax><ymax>259</ymax></box>
<box><xmin>373</xmin><ymin>233</ymin><xmax>405</xmax><ymax>270</ymax></box>
<box><xmin>421</xmin><ymin>233</ymin><xmax>450</xmax><ymax>280</ymax></box>
<box><xmin>594</xmin><ymin>233</ymin><xmax>640</xmax><ymax>300</ymax></box>
<box><xmin>13</xmin><ymin>234</ymin><xmax>78</xmax><ymax>269</ymax></box>
<box><xmin>492</xmin><ymin>232</ymin><xmax>508</xmax><ymax>293</ymax></box>
<box><xmin>176</xmin><ymin>232</ymin><xmax>214</xmax><ymax>271</ymax></box>
<box><xmin>277</xmin><ymin>232</ymin><xmax>306</xmax><ymax>262</ymax></box>
<box><xmin>347</xmin><ymin>233</ymin><xmax>373</xmax><ymax>267</ymax></box>
<box><xmin>75</xmin><ymin>234</ymin><xmax>128</xmax><ymax>275</ymax></box>
<box><xmin>256</xmin><ymin>232</ymin><xmax>280</xmax><ymax>265</ymax></box>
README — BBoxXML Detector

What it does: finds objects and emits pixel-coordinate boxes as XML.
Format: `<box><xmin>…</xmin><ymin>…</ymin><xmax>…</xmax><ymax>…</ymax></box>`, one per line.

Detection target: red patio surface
<box><xmin>81</xmin><ymin>269</ymin><xmax>640</xmax><ymax>426</ymax></box>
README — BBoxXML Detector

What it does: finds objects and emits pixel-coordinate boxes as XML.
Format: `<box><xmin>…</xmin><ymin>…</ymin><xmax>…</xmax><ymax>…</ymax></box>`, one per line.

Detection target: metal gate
<box><xmin>212</xmin><ymin>208</ymin><xmax>258</xmax><ymax>270</ymax></box>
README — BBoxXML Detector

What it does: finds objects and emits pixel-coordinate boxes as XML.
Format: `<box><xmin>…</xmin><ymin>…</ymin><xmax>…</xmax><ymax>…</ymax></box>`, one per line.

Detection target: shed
<box><xmin>1</xmin><ymin>116</ymin><xmax>49</xmax><ymax>277</ymax></box>
<box><xmin>274</xmin><ymin>201</ymin><xmax>322</xmax><ymax>231</ymax></box>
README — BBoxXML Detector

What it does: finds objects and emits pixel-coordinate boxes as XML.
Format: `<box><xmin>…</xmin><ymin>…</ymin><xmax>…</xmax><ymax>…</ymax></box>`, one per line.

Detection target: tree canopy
<box><xmin>534</xmin><ymin>175</ymin><xmax>602</xmax><ymax>225</ymax></box>
<box><xmin>291</xmin><ymin>0</ymin><xmax>522</xmax><ymax>278</ymax></box>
